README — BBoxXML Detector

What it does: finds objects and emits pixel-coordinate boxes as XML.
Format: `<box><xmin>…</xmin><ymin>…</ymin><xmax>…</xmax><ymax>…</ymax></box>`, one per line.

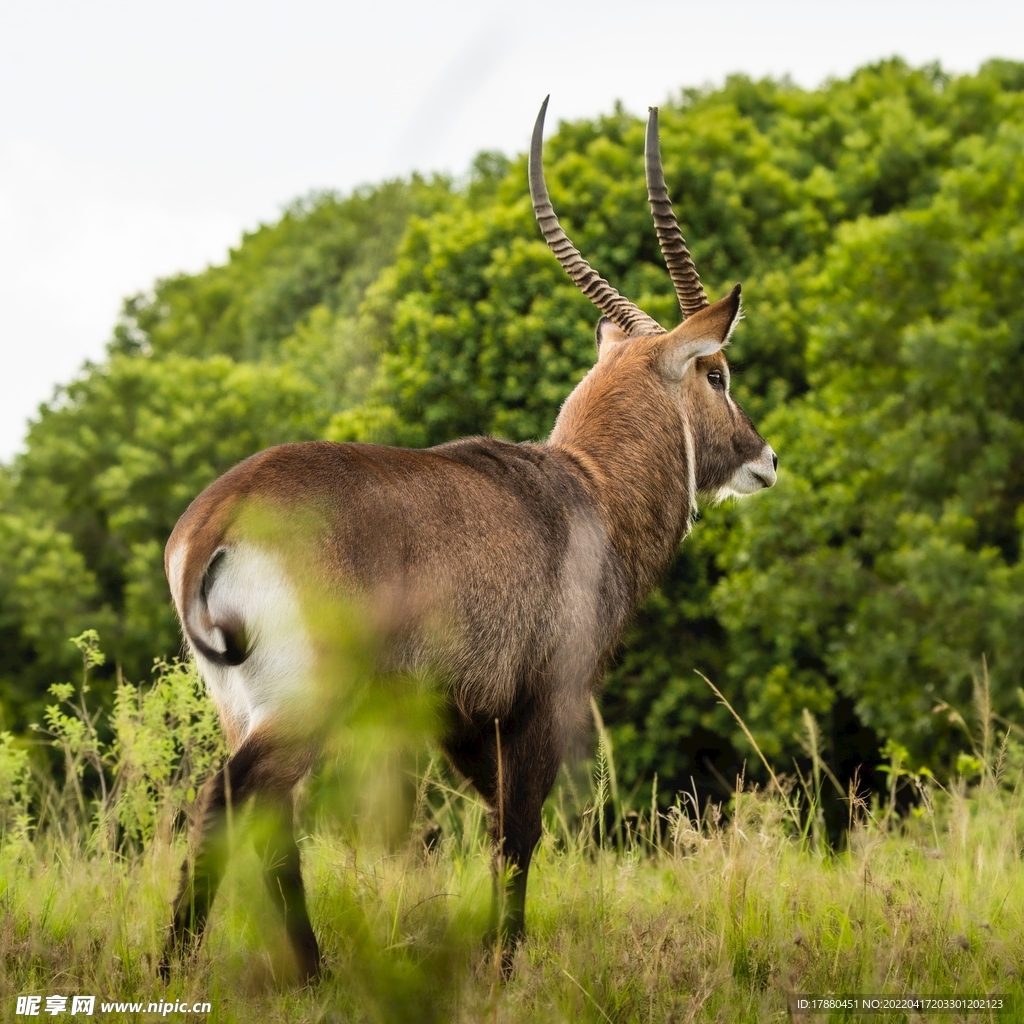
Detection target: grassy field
<box><xmin>2</xmin><ymin>643</ymin><xmax>1024</xmax><ymax>1022</ymax></box>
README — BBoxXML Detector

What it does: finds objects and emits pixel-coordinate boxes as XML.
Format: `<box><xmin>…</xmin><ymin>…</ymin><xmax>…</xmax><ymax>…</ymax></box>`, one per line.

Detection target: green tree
<box><xmin>3</xmin><ymin>59</ymin><xmax>1024</xmax><ymax>796</ymax></box>
<box><xmin>327</xmin><ymin>59</ymin><xmax>1024</xmax><ymax>790</ymax></box>
<box><xmin>716</xmin><ymin>121</ymin><xmax>1024</xmax><ymax>765</ymax></box>
<box><xmin>113</xmin><ymin>178</ymin><xmax>453</xmax><ymax>365</ymax></box>
<box><xmin>0</xmin><ymin>514</ymin><xmax>110</xmax><ymax>729</ymax></box>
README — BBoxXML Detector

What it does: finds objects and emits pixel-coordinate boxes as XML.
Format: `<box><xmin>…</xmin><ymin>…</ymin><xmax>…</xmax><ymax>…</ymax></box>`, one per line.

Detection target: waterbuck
<box><xmin>160</xmin><ymin>98</ymin><xmax>777</xmax><ymax>981</ymax></box>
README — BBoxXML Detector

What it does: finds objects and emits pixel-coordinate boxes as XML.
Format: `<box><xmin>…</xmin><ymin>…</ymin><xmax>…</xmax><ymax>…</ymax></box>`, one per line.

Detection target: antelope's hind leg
<box><xmin>160</xmin><ymin>733</ymin><xmax>321</xmax><ymax>983</ymax></box>
<box><xmin>160</xmin><ymin>742</ymin><xmax>254</xmax><ymax>977</ymax></box>
<box><xmin>253</xmin><ymin>790</ymin><xmax>320</xmax><ymax>982</ymax></box>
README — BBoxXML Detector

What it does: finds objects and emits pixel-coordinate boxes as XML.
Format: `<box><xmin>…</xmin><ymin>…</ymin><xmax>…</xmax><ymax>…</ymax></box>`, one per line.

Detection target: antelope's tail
<box><xmin>167</xmin><ymin>539</ymin><xmax>250</xmax><ymax>667</ymax></box>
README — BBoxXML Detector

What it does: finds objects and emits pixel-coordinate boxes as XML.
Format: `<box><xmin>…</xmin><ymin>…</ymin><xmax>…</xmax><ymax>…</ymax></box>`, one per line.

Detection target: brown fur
<box><xmin>160</xmin><ymin>277</ymin><xmax>775</xmax><ymax>982</ymax></box>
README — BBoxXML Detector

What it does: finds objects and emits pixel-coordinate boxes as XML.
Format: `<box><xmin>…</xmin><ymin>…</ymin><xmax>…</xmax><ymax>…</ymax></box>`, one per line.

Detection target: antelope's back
<box><xmin>166</xmin><ymin>439</ymin><xmax>627</xmax><ymax>747</ymax></box>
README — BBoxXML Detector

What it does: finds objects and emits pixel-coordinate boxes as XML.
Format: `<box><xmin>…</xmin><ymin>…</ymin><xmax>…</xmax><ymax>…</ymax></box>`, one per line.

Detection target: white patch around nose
<box><xmin>718</xmin><ymin>444</ymin><xmax>777</xmax><ymax>499</ymax></box>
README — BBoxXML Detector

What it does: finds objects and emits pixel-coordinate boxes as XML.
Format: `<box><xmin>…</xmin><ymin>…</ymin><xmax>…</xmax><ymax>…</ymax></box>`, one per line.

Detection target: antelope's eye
<box><xmin>707</xmin><ymin>369</ymin><xmax>725</xmax><ymax>390</ymax></box>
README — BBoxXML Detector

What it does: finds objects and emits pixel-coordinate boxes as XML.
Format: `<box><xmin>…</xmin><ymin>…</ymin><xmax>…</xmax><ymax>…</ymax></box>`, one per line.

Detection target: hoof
<box><xmin>291</xmin><ymin>928</ymin><xmax>322</xmax><ymax>986</ymax></box>
<box><xmin>297</xmin><ymin>956</ymin><xmax>322</xmax><ymax>987</ymax></box>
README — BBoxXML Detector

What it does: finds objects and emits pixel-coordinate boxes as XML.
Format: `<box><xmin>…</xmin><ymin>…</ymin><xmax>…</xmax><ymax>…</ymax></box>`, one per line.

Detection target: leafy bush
<box><xmin>3</xmin><ymin>59</ymin><xmax>1024</xmax><ymax>792</ymax></box>
<box><xmin>29</xmin><ymin>631</ymin><xmax>224</xmax><ymax>849</ymax></box>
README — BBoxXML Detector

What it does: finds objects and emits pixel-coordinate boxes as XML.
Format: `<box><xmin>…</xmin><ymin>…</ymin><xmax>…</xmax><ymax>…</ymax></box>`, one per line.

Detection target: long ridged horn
<box><xmin>645</xmin><ymin>106</ymin><xmax>708</xmax><ymax>318</ymax></box>
<box><xmin>529</xmin><ymin>96</ymin><xmax>664</xmax><ymax>337</ymax></box>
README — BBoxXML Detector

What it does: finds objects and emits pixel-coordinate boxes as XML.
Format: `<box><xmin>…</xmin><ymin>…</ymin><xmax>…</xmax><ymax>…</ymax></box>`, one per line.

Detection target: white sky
<box><xmin>2</xmin><ymin>0</ymin><xmax>1022</xmax><ymax>462</ymax></box>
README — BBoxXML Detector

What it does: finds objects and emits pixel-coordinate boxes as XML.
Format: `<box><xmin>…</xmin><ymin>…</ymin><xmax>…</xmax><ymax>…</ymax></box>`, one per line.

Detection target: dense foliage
<box><xmin>3</xmin><ymin>59</ymin><xmax>1023</xmax><ymax>796</ymax></box>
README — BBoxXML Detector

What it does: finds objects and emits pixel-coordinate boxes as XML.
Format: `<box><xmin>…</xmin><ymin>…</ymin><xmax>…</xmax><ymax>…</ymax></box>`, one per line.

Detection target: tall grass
<box><xmin>2</xmin><ymin>638</ymin><xmax>1023</xmax><ymax>1022</ymax></box>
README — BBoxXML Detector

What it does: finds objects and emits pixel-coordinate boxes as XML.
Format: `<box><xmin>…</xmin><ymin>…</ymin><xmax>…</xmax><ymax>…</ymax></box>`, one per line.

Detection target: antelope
<box><xmin>159</xmin><ymin>98</ymin><xmax>777</xmax><ymax>982</ymax></box>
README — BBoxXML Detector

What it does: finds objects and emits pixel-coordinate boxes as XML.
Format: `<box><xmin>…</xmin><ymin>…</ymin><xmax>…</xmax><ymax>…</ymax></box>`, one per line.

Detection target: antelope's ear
<box><xmin>595</xmin><ymin>316</ymin><xmax>629</xmax><ymax>359</ymax></box>
<box><xmin>658</xmin><ymin>283</ymin><xmax>742</xmax><ymax>380</ymax></box>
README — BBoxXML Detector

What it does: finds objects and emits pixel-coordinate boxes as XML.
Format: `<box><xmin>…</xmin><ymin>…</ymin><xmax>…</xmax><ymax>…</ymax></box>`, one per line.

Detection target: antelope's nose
<box><xmin>755</xmin><ymin>445</ymin><xmax>777</xmax><ymax>488</ymax></box>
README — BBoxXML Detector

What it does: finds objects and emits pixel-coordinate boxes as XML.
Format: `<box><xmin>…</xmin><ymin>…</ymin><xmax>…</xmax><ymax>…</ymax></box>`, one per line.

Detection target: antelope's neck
<box><xmin>547</xmin><ymin>363</ymin><xmax>693</xmax><ymax>607</ymax></box>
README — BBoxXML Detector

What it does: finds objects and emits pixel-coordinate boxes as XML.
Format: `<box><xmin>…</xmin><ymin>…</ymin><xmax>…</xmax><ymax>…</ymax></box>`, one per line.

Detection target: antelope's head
<box><xmin>531</xmin><ymin>98</ymin><xmax>777</xmax><ymax>502</ymax></box>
